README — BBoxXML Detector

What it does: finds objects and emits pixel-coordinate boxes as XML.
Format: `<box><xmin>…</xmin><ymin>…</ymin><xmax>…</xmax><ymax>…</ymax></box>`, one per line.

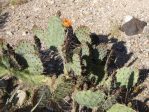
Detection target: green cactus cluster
<box><xmin>0</xmin><ymin>14</ymin><xmax>142</xmax><ymax>112</ymax></box>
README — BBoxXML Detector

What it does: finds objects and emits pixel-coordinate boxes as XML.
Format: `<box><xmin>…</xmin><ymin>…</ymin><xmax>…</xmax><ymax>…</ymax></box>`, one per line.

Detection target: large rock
<box><xmin>120</xmin><ymin>16</ymin><xmax>147</xmax><ymax>36</ymax></box>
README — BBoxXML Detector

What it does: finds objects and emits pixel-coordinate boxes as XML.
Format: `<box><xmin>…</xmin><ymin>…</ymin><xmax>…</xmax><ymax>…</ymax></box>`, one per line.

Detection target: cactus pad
<box><xmin>65</xmin><ymin>47</ymin><xmax>82</xmax><ymax>76</ymax></box>
<box><xmin>13</xmin><ymin>70</ymin><xmax>51</xmax><ymax>85</ymax></box>
<box><xmin>74</xmin><ymin>90</ymin><xmax>106</xmax><ymax>108</ymax></box>
<box><xmin>33</xmin><ymin>16</ymin><xmax>65</xmax><ymax>49</ymax></box>
<box><xmin>33</xmin><ymin>85</ymin><xmax>51</xmax><ymax>108</ymax></box>
<box><xmin>15</xmin><ymin>40</ymin><xmax>43</xmax><ymax>74</ymax></box>
<box><xmin>101</xmin><ymin>95</ymin><xmax>117</xmax><ymax>111</ymax></box>
<box><xmin>107</xmin><ymin>103</ymin><xmax>135</xmax><ymax>112</ymax></box>
<box><xmin>0</xmin><ymin>64</ymin><xmax>10</xmax><ymax>77</ymax></box>
<box><xmin>52</xmin><ymin>76</ymin><xmax>74</xmax><ymax>102</ymax></box>
<box><xmin>81</xmin><ymin>43</ymin><xmax>90</xmax><ymax>56</ymax></box>
<box><xmin>116</xmin><ymin>67</ymin><xmax>139</xmax><ymax>89</ymax></box>
<box><xmin>75</xmin><ymin>26</ymin><xmax>91</xmax><ymax>43</ymax></box>
<box><xmin>95</xmin><ymin>43</ymin><xmax>108</xmax><ymax>61</ymax></box>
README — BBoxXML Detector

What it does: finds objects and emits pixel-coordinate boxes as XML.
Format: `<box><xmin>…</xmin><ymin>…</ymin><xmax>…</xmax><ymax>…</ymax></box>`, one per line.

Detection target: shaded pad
<box><xmin>65</xmin><ymin>47</ymin><xmax>82</xmax><ymax>76</ymax></box>
<box><xmin>13</xmin><ymin>70</ymin><xmax>50</xmax><ymax>85</ymax></box>
<box><xmin>95</xmin><ymin>43</ymin><xmax>108</xmax><ymax>61</ymax></box>
<box><xmin>116</xmin><ymin>67</ymin><xmax>139</xmax><ymax>89</ymax></box>
<box><xmin>51</xmin><ymin>75</ymin><xmax>74</xmax><ymax>102</ymax></box>
<box><xmin>15</xmin><ymin>40</ymin><xmax>43</xmax><ymax>74</ymax></box>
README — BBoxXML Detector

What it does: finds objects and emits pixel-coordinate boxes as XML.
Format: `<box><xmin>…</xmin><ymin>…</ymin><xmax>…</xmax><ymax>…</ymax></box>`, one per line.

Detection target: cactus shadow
<box><xmin>138</xmin><ymin>69</ymin><xmax>149</xmax><ymax>83</ymax></box>
<box><xmin>131</xmin><ymin>100</ymin><xmax>149</xmax><ymax>112</ymax></box>
<box><xmin>111</xmin><ymin>40</ymin><xmax>133</xmax><ymax>68</ymax></box>
<box><xmin>91</xmin><ymin>33</ymin><xmax>134</xmax><ymax>69</ymax></box>
<box><xmin>89</xmin><ymin>33</ymin><xmax>135</xmax><ymax>82</ymax></box>
<box><xmin>14</xmin><ymin>53</ymin><xmax>29</xmax><ymax>69</ymax></box>
<box><xmin>40</xmin><ymin>46</ymin><xmax>64</xmax><ymax>76</ymax></box>
<box><xmin>0</xmin><ymin>12</ymin><xmax>9</xmax><ymax>29</ymax></box>
<box><xmin>34</xmin><ymin>36</ymin><xmax>64</xmax><ymax>76</ymax></box>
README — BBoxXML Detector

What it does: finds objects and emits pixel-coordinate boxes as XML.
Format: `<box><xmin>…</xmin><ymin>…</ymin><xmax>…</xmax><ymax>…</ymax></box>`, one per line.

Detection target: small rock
<box><xmin>15</xmin><ymin>90</ymin><xmax>27</xmax><ymax>107</ymax></box>
<box><xmin>22</xmin><ymin>31</ymin><xmax>28</xmax><ymax>36</ymax></box>
<box><xmin>120</xmin><ymin>16</ymin><xmax>147</xmax><ymax>36</ymax></box>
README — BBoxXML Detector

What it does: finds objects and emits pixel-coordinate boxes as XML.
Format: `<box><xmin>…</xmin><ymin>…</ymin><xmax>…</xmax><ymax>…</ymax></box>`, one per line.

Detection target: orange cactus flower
<box><xmin>62</xmin><ymin>18</ymin><xmax>72</xmax><ymax>28</ymax></box>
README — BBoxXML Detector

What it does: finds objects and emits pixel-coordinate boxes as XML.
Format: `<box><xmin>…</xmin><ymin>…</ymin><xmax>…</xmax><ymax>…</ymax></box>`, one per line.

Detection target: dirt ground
<box><xmin>0</xmin><ymin>0</ymin><xmax>149</xmax><ymax>106</ymax></box>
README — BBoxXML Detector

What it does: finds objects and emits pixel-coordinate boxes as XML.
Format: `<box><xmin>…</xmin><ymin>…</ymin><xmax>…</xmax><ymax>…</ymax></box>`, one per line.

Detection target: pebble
<box><xmin>6</xmin><ymin>31</ymin><xmax>13</xmax><ymax>36</ymax></box>
<box><xmin>15</xmin><ymin>90</ymin><xmax>27</xmax><ymax>107</ymax></box>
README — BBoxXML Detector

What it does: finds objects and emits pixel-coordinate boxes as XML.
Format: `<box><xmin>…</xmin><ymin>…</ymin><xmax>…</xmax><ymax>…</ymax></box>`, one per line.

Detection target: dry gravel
<box><xmin>0</xmin><ymin>0</ymin><xmax>149</xmax><ymax>106</ymax></box>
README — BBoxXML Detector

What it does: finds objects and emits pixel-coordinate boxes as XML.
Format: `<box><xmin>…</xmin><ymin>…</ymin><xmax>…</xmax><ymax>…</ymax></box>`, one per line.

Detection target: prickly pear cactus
<box><xmin>52</xmin><ymin>75</ymin><xmax>74</xmax><ymax>102</ymax></box>
<box><xmin>116</xmin><ymin>67</ymin><xmax>139</xmax><ymax>89</ymax></box>
<box><xmin>65</xmin><ymin>47</ymin><xmax>82</xmax><ymax>76</ymax></box>
<box><xmin>15</xmin><ymin>40</ymin><xmax>43</xmax><ymax>74</ymax></box>
<box><xmin>81</xmin><ymin>43</ymin><xmax>90</xmax><ymax>57</ymax></box>
<box><xmin>0</xmin><ymin>54</ymin><xmax>10</xmax><ymax>69</ymax></box>
<box><xmin>13</xmin><ymin>70</ymin><xmax>50</xmax><ymax>85</ymax></box>
<box><xmin>33</xmin><ymin>16</ymin><xmax>65</xmax><ymax>49</ymax></box>
<box><xmin>95</xmin><ymin>43</ymin><xmax>108</xmax><ymax>61</ymax></box>
<box><xmin>107</xmin><ymin>103</ymin><xmax>135</xmax><ymax>112</ymax></box>
<box><xmin>101</xmin><ymin>95</ymin><xmax>117</xmax><ymax>111</ymax></box>
<box><xmin>75</xmin><ymin>26</ymin><xmax>91</xmax><ymax>43</ymax></box>
<box><xmin>33</xmin><ymin>85</ymin><xmax>51</xmax><ymax>108</ymax></box>
<box><xmin>74</xmin><ymin>90</ymin><xmax>106</xmax><ymax>108</ymax></box>
<box><xmin>71</xmin><ymin>53</ymin><xmax>81</xmax><ymax>75</ymax></box>
<box><xmin>0</xmin><ymin>64</ymin><xmax>9</xmax><ymax>77</ymax></box>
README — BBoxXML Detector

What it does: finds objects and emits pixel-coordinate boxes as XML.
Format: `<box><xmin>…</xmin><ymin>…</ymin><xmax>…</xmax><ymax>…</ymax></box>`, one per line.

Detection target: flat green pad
<box><xmin>13</xmin><ymin>70</ymin><xmax>50</xmax><ymax>85</ymax></box>
<box><xmin>107</xmin><ymin>103</ymin><xmax>135</xmax><ymax>112</ymax></box>
<box><xmin>74</xmin><ymin>90</ymin><xmax>106</xmax><ymax>108</ymax></box>
<box><xmin>96</xmin><ymin>43</ymin><xmax>108</xmax><ymax>61</ymax></box>
<box><xmin>53</xmin><ymin>75</ymin><xmax>74</xmax><ymax>101</ymax></box>
<box><xmin>0</xmin><ymin>64</ymin><xmax>10</xmax><ymax>77</ymax></box>
<box><xmin>75</xmin><ymin>26</ymin><xmax>91</xmax><ymax>43</ymax></box>
<box><xmin>116</xmin><ymin>67</ymin><xmax>139</xmax><ymax>89</ymax></box>
<box><xmin>33</xmin><ymin>16</ymin><xmax>65</xmax><ymax>49</ymax></box>
<box><xmin>15</xmin><ymin>40</ymin><xmax>43</xmax><ymax>74</ymax></box>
